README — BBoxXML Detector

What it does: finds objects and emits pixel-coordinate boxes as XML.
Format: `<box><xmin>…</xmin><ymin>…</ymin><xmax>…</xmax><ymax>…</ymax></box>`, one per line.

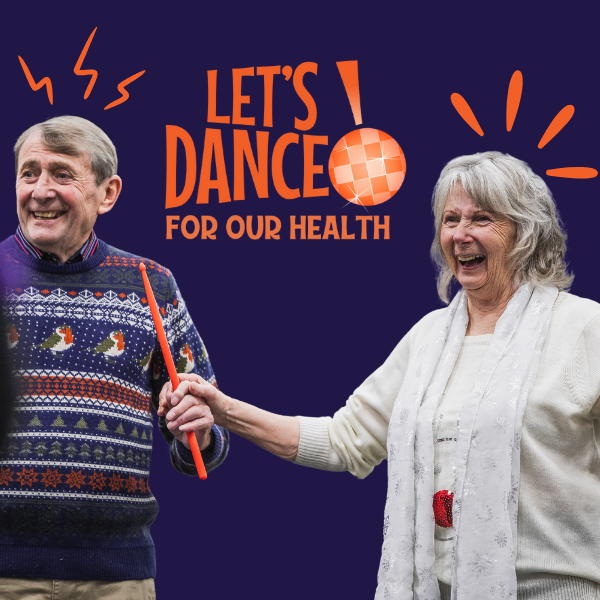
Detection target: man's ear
<box><xmin>97</xmin><ymin>175</ymin><xmax>122</xmax><ymax>215</ymax></box>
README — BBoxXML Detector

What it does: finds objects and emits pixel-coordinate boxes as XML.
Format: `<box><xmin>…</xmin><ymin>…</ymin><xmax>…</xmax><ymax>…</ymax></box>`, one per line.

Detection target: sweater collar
<box><xmin>14</xmin><ymin>225</ymin><xmax>99</xmax><ymax>264</ymax></box>
<box><xmin>4</xmin><ymin>234</ymin><xmax>108</xmax><ymax>275</ymax></box>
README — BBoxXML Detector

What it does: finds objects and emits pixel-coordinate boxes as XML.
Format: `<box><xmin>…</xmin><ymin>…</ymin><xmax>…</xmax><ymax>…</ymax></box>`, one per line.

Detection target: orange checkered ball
<box><xmin>328</xmin><ymin>128</ymin><xmax>406</xmax><ymax>206</ymax></box>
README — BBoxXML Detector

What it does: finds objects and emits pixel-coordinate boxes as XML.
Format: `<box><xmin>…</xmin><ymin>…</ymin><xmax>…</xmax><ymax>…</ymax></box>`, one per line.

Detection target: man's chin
<box><xmin>23</xmin><ymin>225</ymin><xmax>66</xmax><ymax>253</ymax></box>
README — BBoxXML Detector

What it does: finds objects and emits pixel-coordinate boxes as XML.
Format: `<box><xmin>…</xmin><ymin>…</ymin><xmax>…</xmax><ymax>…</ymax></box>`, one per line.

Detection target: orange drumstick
<box><xmin>139</xmin><ymin>263</ymin><xmax>207</xmax><ymax>480</ymax></box>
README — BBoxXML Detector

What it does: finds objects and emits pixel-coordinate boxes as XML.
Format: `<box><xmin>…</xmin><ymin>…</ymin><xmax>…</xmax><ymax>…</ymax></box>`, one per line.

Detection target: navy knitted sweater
<box><xmin>0</xmin><ymin>236</ymin><xmax>229</xmax><ymax>580</ymax></box>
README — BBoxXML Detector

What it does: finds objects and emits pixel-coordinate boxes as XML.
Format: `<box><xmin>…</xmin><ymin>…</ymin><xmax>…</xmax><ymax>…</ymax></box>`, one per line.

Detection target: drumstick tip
<box><xmin>139</xmin><ymin>262</ymin><xmax>146</xmax><ymax>272</ymax></box>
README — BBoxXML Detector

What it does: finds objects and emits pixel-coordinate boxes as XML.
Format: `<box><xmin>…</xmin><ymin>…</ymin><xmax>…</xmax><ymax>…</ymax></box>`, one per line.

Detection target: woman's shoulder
<box><xmin>546</xmin><ymin>291</ymin><xmax>600</xmax><ymax>354</ymax></box>
<box><xmin>403</xmin><ymin>306</ymin><xmax>448</xmax><ymax>347</ymax></box>
<box><xmin>552</xmin><ymin>291</ymin><xmax>600</xmax><ymax>329</ymax></box>
<box><xmin>548</xmin><ymin>291</ymin><xmax>600</xmax><ymax>410</ymax></box>
<box><xmin>412</xmin><ymin>306</ymin><xmax>447</xmax><ymax>331</ymax></box>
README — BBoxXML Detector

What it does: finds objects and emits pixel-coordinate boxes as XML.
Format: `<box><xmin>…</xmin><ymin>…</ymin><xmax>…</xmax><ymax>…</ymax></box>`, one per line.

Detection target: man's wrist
<box><xmin>197</xmin><ymin>427</ymin><xmax>214</xmax><ymax>452</ymax></box>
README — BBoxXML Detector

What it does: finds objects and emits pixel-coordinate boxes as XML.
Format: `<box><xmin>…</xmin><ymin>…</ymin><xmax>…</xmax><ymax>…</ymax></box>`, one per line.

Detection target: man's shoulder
<box><xmin>102</xmin><ymin>243</ymin><xmax>175</xmax><ymax>278</ymax></box>
<box><xmin>102</xmin><ymin>243</ymin><xmax>171</xmax><ymax>274</ymax></box>
<box><xmin>100</xmin><ymin>242</ymin><xmax>179</xmax><ymax>301</ymax></box>
<box><xmin>0</xmin><ymin>235</ymin><xmax>17</xmax><ymax>256</ymax></box>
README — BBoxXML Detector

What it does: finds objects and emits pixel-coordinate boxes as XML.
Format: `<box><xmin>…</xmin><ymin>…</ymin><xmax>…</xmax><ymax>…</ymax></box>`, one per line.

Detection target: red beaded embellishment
<box><xmin>433</xmin><ymin>490</ymin><xmax>454</xmax><ymax>528</ymax></box>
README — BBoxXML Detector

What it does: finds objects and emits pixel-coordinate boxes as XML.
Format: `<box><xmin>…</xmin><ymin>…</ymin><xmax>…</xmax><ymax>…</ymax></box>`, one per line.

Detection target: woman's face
<box><xmin>441</xmin><ymin>186</ymin><xmax>516</xmax><ymax>298</ymax></box>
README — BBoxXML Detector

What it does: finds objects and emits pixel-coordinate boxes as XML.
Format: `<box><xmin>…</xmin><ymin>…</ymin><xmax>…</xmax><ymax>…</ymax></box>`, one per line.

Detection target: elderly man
<box><xmin>0</xmin><ymin>116</ymin><xmax>228</xmax><ymax>599</ymax></box>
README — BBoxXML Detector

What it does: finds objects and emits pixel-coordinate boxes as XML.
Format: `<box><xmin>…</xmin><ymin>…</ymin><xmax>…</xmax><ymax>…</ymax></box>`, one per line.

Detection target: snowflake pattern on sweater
<box><xmin>0</xmin><ymin>236</ymin><xmax>229</xmax><ymax>580</ymax></box>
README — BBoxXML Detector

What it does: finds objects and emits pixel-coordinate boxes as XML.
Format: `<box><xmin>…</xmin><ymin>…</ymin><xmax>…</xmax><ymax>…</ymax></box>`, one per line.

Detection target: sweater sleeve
<box><xmin>151</xmin><ymin>272</ymin><xmax>229</xmax><ymax>476</ymax></box>
<box><xmin>295</xmin><ymin>314</ymin><xmax>431</xmax><ymax>479</ymax></box>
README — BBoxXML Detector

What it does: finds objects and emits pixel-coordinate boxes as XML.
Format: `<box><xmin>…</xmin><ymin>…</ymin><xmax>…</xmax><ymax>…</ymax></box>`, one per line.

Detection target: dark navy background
<box><xmin>1</xmin><ymin>4</ymin><xmax>598</xmax><ymax>598</ymax></box>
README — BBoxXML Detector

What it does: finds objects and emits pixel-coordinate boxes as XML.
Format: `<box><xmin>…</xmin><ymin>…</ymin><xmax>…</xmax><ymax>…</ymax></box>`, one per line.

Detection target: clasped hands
<box><xmin>158</xmin><ymin>373</ymin><xmax>230</xmax><ymax>451</ymax></box>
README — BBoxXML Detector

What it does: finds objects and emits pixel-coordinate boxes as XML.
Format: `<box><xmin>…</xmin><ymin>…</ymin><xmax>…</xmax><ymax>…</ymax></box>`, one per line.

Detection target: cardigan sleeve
<box><xmin>295</xmin><ymin>310</ymin><xmax>440</xmax><ymax>479</ymax></box>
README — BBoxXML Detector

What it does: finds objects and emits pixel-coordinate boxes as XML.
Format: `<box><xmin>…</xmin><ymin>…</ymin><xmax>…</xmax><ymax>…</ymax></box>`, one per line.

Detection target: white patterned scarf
<box><xmin>375</xmin><ymin>283</ymin><xmax>558</xmax><ymax>600</ymax></box>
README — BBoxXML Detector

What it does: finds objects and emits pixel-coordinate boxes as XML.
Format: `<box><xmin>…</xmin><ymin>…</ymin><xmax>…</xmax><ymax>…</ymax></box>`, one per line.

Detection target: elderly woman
<box><xmin>161</xmin><ymin>152</ymin><xmax>600</xmax><ymax>599</ymax></box>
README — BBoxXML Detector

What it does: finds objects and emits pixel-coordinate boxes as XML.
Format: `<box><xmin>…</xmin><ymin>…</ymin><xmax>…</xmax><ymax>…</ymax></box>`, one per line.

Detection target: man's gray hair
<box><xmin>431</xmin><ymin>151</ymin><xmax>573</xmax><ymax>304</ymax></box>
<box><xmin>14</xmin><ymin>115</ymin><xmax>118</xmax><ymax>186</ymax></box>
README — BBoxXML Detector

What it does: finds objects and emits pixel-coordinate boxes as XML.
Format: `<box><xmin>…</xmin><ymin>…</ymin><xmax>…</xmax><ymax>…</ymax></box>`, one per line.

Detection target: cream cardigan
<box><xmin>295</xmin><ymin>292</ymin><xmax>600</xmax><ymax>594</ymax></box>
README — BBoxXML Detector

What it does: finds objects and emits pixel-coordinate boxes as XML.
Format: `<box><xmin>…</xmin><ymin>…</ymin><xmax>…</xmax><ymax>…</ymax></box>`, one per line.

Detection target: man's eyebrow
<box><xmin>19</xmin><ymin>159</ymin><xmax>76</xmax><ymax>172</ymax></box>
<box><xmin>48</xmin><ymin>160</ymin><xmax>76</xmax><ymax>171</ymax></box>
<box><xmin>19</xmin><ymin>159</ymin><xmax>39</xmax><ymax>171</ymax></box>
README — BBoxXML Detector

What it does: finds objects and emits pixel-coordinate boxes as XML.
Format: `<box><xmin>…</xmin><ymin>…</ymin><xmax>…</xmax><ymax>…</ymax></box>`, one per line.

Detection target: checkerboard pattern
<box><xmin>328</xmin><ymin>128</ymin><xmax>406</xmax><ymax>206</ymax></box>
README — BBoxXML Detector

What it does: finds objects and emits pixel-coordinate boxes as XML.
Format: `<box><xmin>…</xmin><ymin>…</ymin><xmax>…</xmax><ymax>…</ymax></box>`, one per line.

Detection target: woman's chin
<box><xmin>455</xmin><ymin>270</ymin><xmax>487</xmax><ymax>291</ymax></box>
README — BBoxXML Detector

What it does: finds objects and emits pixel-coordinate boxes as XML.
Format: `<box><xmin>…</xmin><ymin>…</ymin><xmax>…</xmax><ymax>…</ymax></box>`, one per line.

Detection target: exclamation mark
<box><xmin>329</xmin><ymin>60</ymin><xmax>405</xmax><ymax>207</ymax></box>
<box><xmin>336</xmin><ymin>60</ymin><xmax>362</xmax><ymax>125</ymax></box>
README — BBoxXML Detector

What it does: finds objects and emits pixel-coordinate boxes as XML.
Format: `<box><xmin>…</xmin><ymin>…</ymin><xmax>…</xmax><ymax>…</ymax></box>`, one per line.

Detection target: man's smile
<box><xmin>32</xmin><ymin>210</ymin><xmax>67</xmax><ymax>220</ymax></box>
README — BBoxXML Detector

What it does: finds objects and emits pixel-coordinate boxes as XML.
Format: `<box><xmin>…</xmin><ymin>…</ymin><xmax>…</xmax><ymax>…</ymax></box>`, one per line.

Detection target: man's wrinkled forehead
<box><xmin>17</xmin><ymin>132</ymin><xmax>90</xmax><ymax>172</ymax></box>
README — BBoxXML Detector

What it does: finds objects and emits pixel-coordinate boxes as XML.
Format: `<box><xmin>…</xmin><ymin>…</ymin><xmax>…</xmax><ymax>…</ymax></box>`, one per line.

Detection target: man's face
<box><xmin>16</xmin><ymin>132</ymin><xmax>109</xmax><ymax>261</ymax></box>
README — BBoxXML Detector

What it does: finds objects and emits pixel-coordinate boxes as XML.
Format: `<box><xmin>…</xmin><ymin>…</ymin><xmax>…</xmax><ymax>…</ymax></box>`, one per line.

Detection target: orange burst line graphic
<box><xmin>104</xmin><ymin>71</ymin><xmax>146</xmax><ymax>110</ymax></box>
<box><xmin>538</xmin><ymin>105</ymin><xmax>575</xmax><ymax>149</ymax></box>
<box><xmin>506</xmin><ymin>70</ymin><xmax>522</xmax><ymax>131</ymax></box>
<box><xmin>546</xmin><ymin>167</ymin><xmax>598</xmax><ymax>179</ymax></box>
<box><xmin>450</xmin><ymin>93</ymin><xmax>484</xmax><ymax>136</ymax></box>
<box><xmin>451</xmin><ymin>71</ymin><xmax>596</xmax><ymax>179</ymax></box>
<box><xmin>18</xmin><ymin>56</ymin><xmax>53</xmax><ymax>105</ymax></box>
<box><xmin>74</xmin><ymin>27</ymin><xmax>99</xmax><ymax>100</ymax></box>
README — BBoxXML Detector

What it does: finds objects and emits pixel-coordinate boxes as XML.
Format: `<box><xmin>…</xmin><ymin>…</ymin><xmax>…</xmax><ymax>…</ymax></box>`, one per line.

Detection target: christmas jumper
<box><xmin>0</xmin><ymin>235</ymin><xmax>229</xmax><ymax>581</ymax></box>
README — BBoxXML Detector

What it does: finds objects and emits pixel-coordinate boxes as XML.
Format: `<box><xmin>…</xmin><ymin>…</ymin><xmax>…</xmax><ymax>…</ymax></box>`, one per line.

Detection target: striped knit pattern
<box><xmin>0</xmin><ymin>235</ymin><xmax>229</xmax><ymax>580</ymax></box>
<box><xmin>14</xmin><ymin>225</ymin><xmax>99</xmax><ymax>263</ymax></box>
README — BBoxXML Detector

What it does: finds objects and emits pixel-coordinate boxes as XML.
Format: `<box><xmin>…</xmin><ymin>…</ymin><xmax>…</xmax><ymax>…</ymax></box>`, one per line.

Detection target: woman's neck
<box><xmin>465</xmin><ymin>285</ymin><xmax>517</xmax><ymax>335</ymax></box>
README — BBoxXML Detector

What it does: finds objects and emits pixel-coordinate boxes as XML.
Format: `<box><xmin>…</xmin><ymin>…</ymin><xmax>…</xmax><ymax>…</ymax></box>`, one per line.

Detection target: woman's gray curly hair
<box><xmin>431</xmin><ymin>151</ymin><xmax>573</xmax><ymax>304</ymax></box>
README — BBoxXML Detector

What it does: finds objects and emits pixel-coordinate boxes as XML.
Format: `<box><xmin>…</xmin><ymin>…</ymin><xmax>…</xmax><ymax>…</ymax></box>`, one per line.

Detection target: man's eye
<box><xmin>56</xmin><ymin>172</ymin><xmax>70</xmax><ymax>179</ymax></box>
<box><xmin>23</xmin><ymin>171</ymin><xmax>34</xmax><ymax>178</ymax></box>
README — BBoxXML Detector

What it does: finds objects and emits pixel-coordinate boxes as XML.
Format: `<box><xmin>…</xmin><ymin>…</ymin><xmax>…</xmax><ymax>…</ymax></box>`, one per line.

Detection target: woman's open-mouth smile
<box><xmin>457</xmin><ymin>254</ymin><xmax>486</xmax><ymax>270</ymax></box>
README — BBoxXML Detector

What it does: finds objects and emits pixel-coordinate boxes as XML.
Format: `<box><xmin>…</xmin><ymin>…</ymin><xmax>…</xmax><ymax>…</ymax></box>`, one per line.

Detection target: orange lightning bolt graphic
<box><xmin>104</xmin><ymin>71</ymin><xmax>146</xmax><ymax>110</ymax></box>
<box><xmin>74</xmin><ymin>27</ymin><xmax>99</xmax><ymax>99</ymax></box>
<box><xmin>18</xmin><ymin>56</ymin><xmax>53</xmax><ymax>105</ymax></box>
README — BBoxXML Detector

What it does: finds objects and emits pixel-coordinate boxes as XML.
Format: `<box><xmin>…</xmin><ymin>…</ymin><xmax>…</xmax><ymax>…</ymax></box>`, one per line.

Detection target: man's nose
<box><xmin>32</xmin><ymin>171</ymin><xmax>57</xmax><ymax>201</ymax></box>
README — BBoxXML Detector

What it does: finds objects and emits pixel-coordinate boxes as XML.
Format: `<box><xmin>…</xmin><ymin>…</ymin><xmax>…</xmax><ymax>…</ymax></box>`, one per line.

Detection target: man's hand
<box><xmin>158</xmin><ymin>374</ymin><xmax>219</xmax><ymax>451</ymax></box>
<box><xmin>159</xmin><ymin>373</ymin><xmax>232</xmax><ymax>430</ymax></box>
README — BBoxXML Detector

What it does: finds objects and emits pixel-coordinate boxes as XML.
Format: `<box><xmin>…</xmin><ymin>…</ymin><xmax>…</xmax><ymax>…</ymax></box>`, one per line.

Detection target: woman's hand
<box><xmin>160</xmin><ymin>374</ymin><xmax>300</xmax><ymax>461</ymax></box>
<box><xmin>158</xmin><ymin>374</ymin><xmax>223</xmax><ymax>451</ymax></box>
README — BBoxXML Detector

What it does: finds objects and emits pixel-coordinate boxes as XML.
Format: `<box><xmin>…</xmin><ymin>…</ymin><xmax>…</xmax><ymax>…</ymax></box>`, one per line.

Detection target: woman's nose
<box><xmin>452</xmin><ymin>219</ymin><xmax>473</xmax><ymax>243</ymax></box>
